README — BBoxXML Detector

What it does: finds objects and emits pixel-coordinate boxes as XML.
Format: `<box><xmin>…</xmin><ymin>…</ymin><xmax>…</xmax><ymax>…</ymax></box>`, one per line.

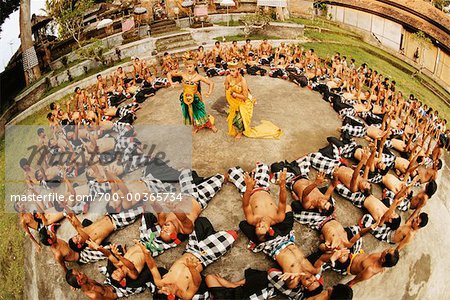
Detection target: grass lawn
<box><xmin>0</xmin><ymin>20</ymin><xmax>449</xmax><ymax>299</ymax></box>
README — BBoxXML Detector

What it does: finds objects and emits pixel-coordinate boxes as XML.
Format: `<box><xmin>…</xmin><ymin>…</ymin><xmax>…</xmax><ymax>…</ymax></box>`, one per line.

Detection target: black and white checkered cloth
<box><xmin>141</xmin><ymin>173</ymin><xmax>176</xmax><ymax>194</ymax></box>
<box><xmin>272</xmin><ymin>156</ymin><xmax>311</xmax><ymax>185</ymax></box>
<box><xmin>185</xmin><ymin>226</ymin><xmax>237</xmax><ymax>267</ymax></box>
<box><xmin>109</xmin><ymin>206</ymin><xmax>143</xmax><ymax>229</ymax></box>
<box><xmin>267</xmin><ymin>269</ymin><xmax>305</xmax><ymax>300</ymax></box>
<box><xmin>361</xmin><ymin>214</ymin><xmax>394</xmax><ymax>243</ymax></box>
<box><xmin>100</xmin><ymin>267</ymin><xmax>156</xmax><ymax>298</ymax></box>
<box><xmin>383</xmin><ymin>189</ymin><xmax>410</xmax><ymax>212</ymax></box>
<box><xmin>384</xmin><ymin>139</ymin><xmax>393</xmax><ymax>149</ymax></box>
<box><xmin>308</xmin><ymin>152</ymin><xmax>341</xmax><ymax>176</ymax></box>
<box><xmin>391</xmin><ymin>128</ymin><xmax>404</xmax><ymax>136</ymax></box>
<box><xmin>78</xmin><ymin>247</ymin><xmax>106</xmax><ymax>264</ymax></box>
<box><xmin>250</xmin><ymin>231</ymin><xmax>296</xmax><ymax>260</ymax></box>
<box><xmin>139</xmin><ymin>213</ymin><xmax>178</xmax><ymax>257</ymax></box>
<box><xmin>341</xmin><ymin>123</ymin><xmax>367</xmax><ymax>138</ymax></box>
<box><xmin>381</xmin><ymin>152</ymin><xmax>396</xmax><ymax>169</ymax></box>
<box><xmin>248</xmin><ymin>285</ymin><xmax>278</xmax><ymax>300</ymax></box>
<box><xmin>339</xmin><ymin>107</ymin><xmax>356</xmax><ymax>118</ymax></box>
<box><xmin>293</xmin><ymin>209</ymin><xmax>335</xmax><ymax>231</ymax></box>
<box><xmin>88</xmin><ymin>180</ymin><xmax>112</xmax><ymax>199</ymax></box>
<box><xmin>335</xmin><ymin>184</ymin><xmax>366</xmax><ymax>208</ymax></box>
<box><xmin>228</xmin><ymin>162</ymin><xmax>271</xmax><ymax>194</ymax></box>
<box><xmin>179</xmin><ymin>169</ymin><xmax>225</xmax><ymax>209</ymax></box>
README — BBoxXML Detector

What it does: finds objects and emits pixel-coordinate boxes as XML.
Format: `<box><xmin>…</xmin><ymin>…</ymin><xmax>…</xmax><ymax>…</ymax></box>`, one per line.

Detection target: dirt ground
<box><xmin>24</xmin><ymin>76</ymin><xmax>450</xmax><ymax>300</ymax></box>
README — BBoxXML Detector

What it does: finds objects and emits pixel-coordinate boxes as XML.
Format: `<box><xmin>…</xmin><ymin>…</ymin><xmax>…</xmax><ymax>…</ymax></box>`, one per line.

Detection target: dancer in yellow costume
<box><xmin>225</xmin><ymin>62</ymin><xmax>283</xmax><ymax>139</ymax></box>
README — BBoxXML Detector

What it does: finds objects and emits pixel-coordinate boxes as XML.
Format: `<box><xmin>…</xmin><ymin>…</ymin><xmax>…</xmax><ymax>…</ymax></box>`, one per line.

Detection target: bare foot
<box><xmin>224</xmin><ymin>171</ymin><xmax>229</xmax><ymax>184</ymax></box>
<box><xmin>235</xmin><ymin>132</ymin><xmax>243</xmax><ymax>139</ymax></box>
<box><xmin>211</xmin><ymin>126</ymin><xmax>218</xmax><ymax>133</ymax></box>
<box><xmin>192</xmin><ymin>127</ymin><xmax>200</xmax><ymax>134</ymax></box>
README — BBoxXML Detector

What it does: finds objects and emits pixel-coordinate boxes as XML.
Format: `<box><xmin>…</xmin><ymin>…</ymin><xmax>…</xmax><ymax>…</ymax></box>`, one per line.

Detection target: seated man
<box><xmin>65</xmin><ymin>206</ymin><xmax>142</xmax><ymax>263</ymax></box>
<box><xmin>228</xmin><ymin>163</ymin><xmax>289</xmax><ymax>241</ymax></box>
<box><xmin>346</xmin><ymin>248</ymin><xmax>400</xmax><ymax>287</ymax></box>
<box><xmin>205</xmin><ymin>268</ymin><xmax>276</xmax><ymax>300</ymax></box>
<box><xmin>141</xmin><ymin>217</ymin><xmax>238</xmax><ymax>299</ymax></box>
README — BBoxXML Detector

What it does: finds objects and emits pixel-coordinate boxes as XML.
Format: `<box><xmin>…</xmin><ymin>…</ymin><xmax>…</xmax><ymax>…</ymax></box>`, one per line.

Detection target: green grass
<box><xmin>0</xmin><ymin>139</ymin><xmax>24</xmax><ymax>300</ymax></box>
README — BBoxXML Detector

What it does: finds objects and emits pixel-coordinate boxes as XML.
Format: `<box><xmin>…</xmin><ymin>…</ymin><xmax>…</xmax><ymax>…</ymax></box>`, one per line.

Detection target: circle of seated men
<box><xmin>16</xmin><ymin>39</ymin><xmax>447</xmax><ymax>300</ymax></box>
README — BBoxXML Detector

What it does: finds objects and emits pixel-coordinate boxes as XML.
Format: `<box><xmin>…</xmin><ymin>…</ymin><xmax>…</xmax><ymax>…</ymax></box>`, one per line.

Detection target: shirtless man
<box><xmin>66</xmin><ymin>269</ymin><xmax>118</xmax><ymax>300</ymax></box>
<box><xmin>290</xmin><ymin>172</ymin><xmax>336</xmax><ymax>215</ymax></box>
<box><xmin>242</xmin><ymin>38</ymin><xmax>253</xmax><ymax>58</ymax></box>
<box><xmin>140</xmin><ymin>217</ymin><xmax>237</xmax><ymax>300</ymax></box>
<box><xmin>15</xmin><ymin>201</ymin><xmax>62</xmax><ymax>252</ymax></box>
<box><xmin>65</xmin><ymin>206</ymin><xmax>142</xmax><ymax>261</ymax></box>
<box><xmin>239</xmin><ymin>164</ymin><xmax>291</xmax><ymax>241</ymax></box>
<box><xmin>258</xmin><ymin>39</ymin><xmax>273</xmax><ymax>65</ymax></box>
<box><xmin>211</xmin><ymin>41</ymin><xmax>225</xmax><ymax>65</ymax></box>
<box><xmin>346</xmin><ymin>248</ymin><xmax>399</xmax><ymax>287</ymax></box>
<box><xmin>88</xmin><ymin>240</ymin><xmax>148</xmax><ymax>287</ymax></box>
<box><xmin>334</xmin><ymin>150</ymin><xmax>371</xmax><ymax>195</ymax></box>
<box><xmin>229</xmin><ymin>40</ymin><xmax>241</xmax><ymax>60</ymax></box>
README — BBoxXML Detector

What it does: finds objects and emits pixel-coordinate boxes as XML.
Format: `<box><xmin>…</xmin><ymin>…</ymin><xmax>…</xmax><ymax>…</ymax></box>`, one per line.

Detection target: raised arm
<box><xmin>242</xmin><ymin>172</ymin><xmax>256</xmax><ymax>224</ymax></box>
<box><xmin>135</xmin><ymin>241</ymin><xmax>162</xmax><ymax>286</ymax></box>
<box><xmin>351</xmin><ymin>151</ymin><xmax>368</xmax><ymax>192</ymax></box>
<box><xmin>66</xmin><ymin>213</ymin><xmax>91</xmax><ymax>242</ymax></box>
<box><xmin>275</xmin><ymin>169</ymin><xmax>287</xmax><ymax>223</ymax></box>
<box><xmin>302</xmin><ymin>172</ymin><xmax>324</xmax><ymax>200</ymax></box>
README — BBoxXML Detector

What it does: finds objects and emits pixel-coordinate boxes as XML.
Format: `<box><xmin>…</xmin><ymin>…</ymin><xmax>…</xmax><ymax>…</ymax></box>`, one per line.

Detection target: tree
<box><xmin>45</xmin><ymin>0</ymin><xmax>94</xmax><ymax>46</ymax></box>
<box><xmin>241</xmin><ymin>14</ymin><xmax>271</xmax><ymax>37</ymax></box>
<box><xmin>20</xmin><ymin>0</ymin><xmax>42</xmax><ymax>85</ymax></box>
<box><xmin>0</xmin><ymin>0</ymin><xmax>20</xmax><ymax>32</ymax></box>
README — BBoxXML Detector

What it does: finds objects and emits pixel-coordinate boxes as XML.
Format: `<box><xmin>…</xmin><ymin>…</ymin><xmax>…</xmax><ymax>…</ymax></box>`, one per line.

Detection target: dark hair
<box><xmin>19</xmin><ymin>158</ymin><xmax>28</xmax><ymax>169</ymax></box>
<box><xmin>39</xmin><ymin>230</ymin><xmax>52</xmax><ymax>246</ymax></box>
<box><xmin>96</xmin><ymin>74</ymin><xmax>102</xmax><ymax>79</ymax></box>
<box><xmin>46</xmin><ymin>112</ymin><xmax>53</xmax><ymax>120</ymax></box>
<box><xmin>232</xmin><ymin>40</ymin><xmax>237</xmax><ymax>43</ymax></box>
<box><xmin>49</xmin><ymin>102</ymin><xmax>56</xmax><ymax>110</ymax></box>
<box><xmin>74</xmin><ymin>87</ymin><xmax>80</xmax><ymax>93</ymax></box>
<box><xmin>215</xmin><ymin>41</ymin><xmax>220</xmax><ymax>45</ymax></box>
<box><xmin>330</xmin><ymin>284</ymin><xmax>353</xmax><ymax>300</ymax></box>
<box><xmin>246</xmin><ymin>39</ymin><xmax>250</xmax><ymax>42</ymax></box>
<box><xmin>303</xmin><ymin>284</ymin><xmax>323</xmax><ymax>298</ymax></box>
<box><xmin>37</xmin><ymin>127</ymin><xmax>45</xmax><ymax>135</ymax></box>
<box><xmin>425</xmin><ymin>180</ymin><xmax>437</xmax><ymax>197</ymax></box>
<box><xmin>382</xmin><ymin>249</ymin><xmax>399</xmax><ymax>267</ymax></box>
<box><xmin>388</xmin><ymin>216</ymin><xmax>401</xmax><ymax>230</ymax></box>
<box><xmin>163</xmin><ymin>52</ymin><xmax>169</xmax><ymax>56</ymax></box>
<box><xmin>68</xmin><ymin>237</ymin><xmax>86</xmax><ymax>253</ymax></box>
<box><xmin>323</xmin><ymin>204</ymin><xmax>334</xmax><ymax>216</ymax></box>
<box><xmin>66</xmin><ymin>269</ymin><xmax>81</xmax><ymax>289</ymax></box>
<box><xmin>418</xmin><ymin>213</ymin><xmax>428</xmax><ymax>228</ymax></box>
<box><xmin>436</xmin><ymin>159</ymin><xmax>443</xmax><ymax>170</ymax></box>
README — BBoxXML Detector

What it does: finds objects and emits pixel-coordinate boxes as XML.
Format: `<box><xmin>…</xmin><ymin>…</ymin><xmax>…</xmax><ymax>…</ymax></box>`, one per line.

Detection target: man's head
<box><xmin>246</xmin><ymin>38</ymin><xmax>251</xmax><ymax>43</ymax></box>
<box><xmin>413</xmin><ymin>212</ymin><xmax>428</xmax><ymax>229</ymax></box>
<box><xmin>215</xmin><ymin>41</ymin><xmax>220</xmax><ymax>46</ymax></box>
<box><xmin>255</xmin><ymin>217</ymin><xmax>271</xmax><ymax>241</ymax></box>
<box><xmin>34</xmin><ymin>169</ymin><xmax>45</xmax><ymax>181</ymax></box>
<box><xmin>66</xmin><ymin>269</ymin><xmax>87</xmax><ymax>289</ymax></box>
<box><xmin>40</xmin><ymin>229</ymin><xmax>56</xmax><ymax>246</ymax></box>
<box><xmin>160</xmin><ymin>221</ymin><xmax>178</xmax><ymax>243</ymax></box>
<box><xmin>74</xmin><ymin>87</ymin><xmax>81</xmax><ymax>94</ymax></box>
<box><xmin>319</xmin><ymin>199</ymin><xmax>334</xmax><ymax>216</ymax></box>
<box><xmin>301</xmin><ymin>274</ymin><xmax>323</xmax><ymax>297</ymax></box>
<box><xmin>359</xmin><ymin>180</ymin><xmax>371</xmax><ymax>196</ymax></box>
<box><xmin>381</xmin><ymin>248</ymin><xmax>399</xmax><ymax>268</ymax></box>
<box><xmin>13</xmin><ymin>201</ymin><xmax>26</xmax><ymax>213</ymax></box>
<box><xmin>329</xmin><ymin>284</ymin><xmax>353</xmax><ymax>300</ymax></box>
<box><xmin>111</xmin><ymin>267</ymin><xmax>126</xmax><ymax>283</ymax></box>
<box><xmin>69</xmin><ymin>235</ymin><xmax>86</xmax><ymax>252</ymax></box>
<box><xmin>37</xmin><ymin>127</ymin><xmax>45</xmax><ymax>138</ymax></box>
<box><xmin>434</xmin><ymin>159</ymin><xmax>443</xmax><ymax>171</ymax></box>
<box><xmin>19</xmin><ymin>158</ymin><xmax>30</xmax><ymax>171</ymax></box>
<box><xmin>424</xmin><ymin>180</ymin><xmax>437</xmax><ymax>198</ymax></box>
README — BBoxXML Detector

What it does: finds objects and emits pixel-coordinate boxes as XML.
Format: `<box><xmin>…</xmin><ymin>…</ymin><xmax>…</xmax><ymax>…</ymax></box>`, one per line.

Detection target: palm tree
<box><xmin>20</xmin><ymin>0</ymin><xmax>41</xmax><ymax>85</ymax></box>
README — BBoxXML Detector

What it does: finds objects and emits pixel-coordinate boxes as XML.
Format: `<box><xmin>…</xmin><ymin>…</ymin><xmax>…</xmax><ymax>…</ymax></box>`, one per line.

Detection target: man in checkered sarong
<box><xmin>137</xmin><ymin>217</ymin><xmax>238</xmax><ymax>300</ymax></box>
<box><xmin>138</xmin><ymin>167</ymin><xmax>226</xmax><ymax>256</ymax></box>
<box><xmin>205</xmin><ymin>268</ymin><xmax>277</xmax><ymax>300</ymax></box>
<box><xmin>268</xmin><ymin>269</ymin><xmax>354</xmax><ymax>299</ymax></box>
<box><xmin>228</xmin><ymin>162</ymin><xmax>291</xmax><ymax>242</ymax></box>
<box><xmin>64</xmin><ymin>206</ymin><xmax>143</xmax><ymax>264</ymax></box>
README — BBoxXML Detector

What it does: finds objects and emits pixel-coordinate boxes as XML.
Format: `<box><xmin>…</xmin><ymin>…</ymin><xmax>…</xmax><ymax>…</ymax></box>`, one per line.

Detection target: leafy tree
<box><xmin>241</xmin><ymin>14</ymin><xmax>271</xmax><ymax>37</ymax></box>
<box><xmin>411</xmin><ymin>31</ymin><xmax>433</xmax><ymax>77</ymax></box>
<box><xmin>45</xmin><ymin>0</ymin><xmax>95</xmax><ymax>46</ymax></box>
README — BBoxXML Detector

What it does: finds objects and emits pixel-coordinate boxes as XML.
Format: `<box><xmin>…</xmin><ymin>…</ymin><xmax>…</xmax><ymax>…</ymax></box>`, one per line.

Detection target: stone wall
<box><xmin>287</xmin><ymin>0</ymin><xmax>314</xmax><ymax>17</ymax></box>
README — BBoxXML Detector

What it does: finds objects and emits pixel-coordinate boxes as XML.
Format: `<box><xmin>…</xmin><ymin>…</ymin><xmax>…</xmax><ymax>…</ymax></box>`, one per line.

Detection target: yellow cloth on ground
<box><xmin>226</xmin><ymin>89</ymin><xmax>283</xmax><ymax>139</ymax></box>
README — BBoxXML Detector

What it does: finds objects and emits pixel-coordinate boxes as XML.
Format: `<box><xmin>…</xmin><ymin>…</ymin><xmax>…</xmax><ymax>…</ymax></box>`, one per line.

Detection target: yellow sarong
<box><xmin>226</xmin><ymin>89</ymin><xmax>283</xmax><ymax>139</ymax></box>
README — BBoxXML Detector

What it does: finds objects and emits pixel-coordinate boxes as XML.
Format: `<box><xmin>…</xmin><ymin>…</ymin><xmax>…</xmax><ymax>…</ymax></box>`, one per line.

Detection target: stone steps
<box><xmin>155</xmin><ymin>32</ymin><xmax>197</xmax><ymax>52</ymax></box>
<box><xmin>150</xmin><ymin>19</ymin><xmax>178</xmax><ymax>35</ymax></box>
